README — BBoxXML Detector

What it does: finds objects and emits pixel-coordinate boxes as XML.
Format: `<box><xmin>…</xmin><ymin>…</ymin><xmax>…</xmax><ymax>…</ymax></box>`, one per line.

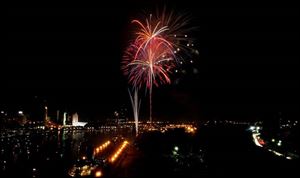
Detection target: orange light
<box><xmin>95</xmin><ymin>140</ymin><xmax>111</xmax><ymax>155</ymax></box>
<box><xmin>109</xmin><ymin>140</ymin><xmax>129</xmax><ymax>163</ymax></box>
<box><xmin>95</xmin><ymin>171</ymin><xmax>102</xmax><ymax>177</ymax></box>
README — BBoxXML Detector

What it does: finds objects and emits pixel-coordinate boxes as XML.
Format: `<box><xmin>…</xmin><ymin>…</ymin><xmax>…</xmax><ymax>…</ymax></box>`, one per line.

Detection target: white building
<box><xmin>72</xmin><ymin>113</ymin><xmax>87</xmax><ymax>127</ymax></box>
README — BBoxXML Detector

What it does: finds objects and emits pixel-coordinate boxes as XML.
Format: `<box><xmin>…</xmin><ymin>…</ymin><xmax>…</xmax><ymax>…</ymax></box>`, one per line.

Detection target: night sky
<box><xmin>5</xmin><ymin>2</ymin><xmax>299</xmax><ymax>121</ymax></box>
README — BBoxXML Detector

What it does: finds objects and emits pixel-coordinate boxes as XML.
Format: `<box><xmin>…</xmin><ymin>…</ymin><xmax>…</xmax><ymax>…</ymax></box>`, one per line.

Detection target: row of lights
<box><xmin>94</xmin><ymin>140</ymin><xmax>111</xmax><ymax>155</ymax></box>
<box><xmin>186</xmin><ymin>126</ymin><xmax>196</xmax><ymax>133</ymax></box>
<box><xmin>110</xmin><ymin>140</ymin><xmax>129</xmax><ymax>163</ymax></box>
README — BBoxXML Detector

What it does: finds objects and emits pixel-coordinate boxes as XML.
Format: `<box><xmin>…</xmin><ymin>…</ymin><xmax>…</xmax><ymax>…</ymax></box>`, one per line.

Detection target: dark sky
<box><xmin>5</xmin><ymin>2</ymin><xmax>300</xmax><ymax>121</ymax></box>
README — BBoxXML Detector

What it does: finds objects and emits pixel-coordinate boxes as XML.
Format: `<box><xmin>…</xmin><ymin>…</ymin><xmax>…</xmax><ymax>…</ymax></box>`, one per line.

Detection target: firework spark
<box><xmin>123</xmin><ymin>41</ymin><xmax>174</xmax><ymax>89</ymax></box>
<box><xmin>122</xmin><ymin>9</ymin><xmax>194</xmax><ymax>123</ymax></box>
<box><xmin>128</xmin><ymin>88</ymin><xmax>140</xmax><ymax>136</ymax></box>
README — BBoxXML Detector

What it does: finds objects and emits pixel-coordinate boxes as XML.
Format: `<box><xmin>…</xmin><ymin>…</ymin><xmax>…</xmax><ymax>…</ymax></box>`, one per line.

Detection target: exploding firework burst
<box><xmin>132</xmin><ymin>11</ymin><xmax>193</xmax><ymax>62</ymax></box>
<box><xmin>123</xmin><ymin>10</ymin><xmax>193</xmax><ymax>89</ymax></box>
<box><xmin>123</xmin><ymin>41</ymin><xmax>174</xmax><ymax>89</ymax></box>
<box><xmin>122</xmin><ymin>9</ymin><xmax>195</xmax><ymax>123</ymax></box>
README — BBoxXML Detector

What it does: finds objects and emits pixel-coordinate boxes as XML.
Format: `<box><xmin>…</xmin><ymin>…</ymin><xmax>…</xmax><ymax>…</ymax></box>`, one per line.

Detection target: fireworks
<box><xmin>123</xmin><ymin>10</ymin><xmax>193</xmax><ymax>89</ymax></box>
<box><xmin>122</xmin><ymin>9</ymin><xmax>194</xmax><ymax>123</ymax></box>
<box><xmin>123</xmin><ymin>42</ymin><xmax>174</xmax><ymax>89</ymax></box>
<box><xmin>128</xmin><ymin>88</ymin><xmax>140</xmax><ymax>136</ymax></box>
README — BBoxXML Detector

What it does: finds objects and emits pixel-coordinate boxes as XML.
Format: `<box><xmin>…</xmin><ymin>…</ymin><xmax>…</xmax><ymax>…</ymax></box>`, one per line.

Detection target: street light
<box><xmin>174</xmin><ymin>146</ymin><xmax>179</xmax><ymax>151</ymax></box>
<box><xmin>95</xmin><ymin>170</ymin><xmax>102</xmax><ymax>177</ymax></box>
<box><xmin>277</xmin><ymin>140</ymin><xmax>282</xmax><ymax>146</ymax></box>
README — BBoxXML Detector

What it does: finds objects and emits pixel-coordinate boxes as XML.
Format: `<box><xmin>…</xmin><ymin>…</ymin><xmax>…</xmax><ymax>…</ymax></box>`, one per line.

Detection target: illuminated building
<box><xmin>72</xmin><ymin>113</ymin><xmax>87</xmax><ymax>127</ymax></box>
<box><xmin>63</xmin><ymin>112</ymin><xmax>67</xmax><ymax>126</ymax></box>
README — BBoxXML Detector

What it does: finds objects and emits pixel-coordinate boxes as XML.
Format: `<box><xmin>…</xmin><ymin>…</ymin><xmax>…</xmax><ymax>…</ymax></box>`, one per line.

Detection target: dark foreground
<box><xmin>1</xmin><ymin>125</ymin><xmax>298</xmax><ymax>177</ymax></box>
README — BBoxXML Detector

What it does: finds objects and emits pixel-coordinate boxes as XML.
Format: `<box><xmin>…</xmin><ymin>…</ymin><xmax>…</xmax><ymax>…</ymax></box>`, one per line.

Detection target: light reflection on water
<box><xmin>0</xmin><ymin>128</ymin><xmax>133</xmax><ymax>177</ymax></box>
